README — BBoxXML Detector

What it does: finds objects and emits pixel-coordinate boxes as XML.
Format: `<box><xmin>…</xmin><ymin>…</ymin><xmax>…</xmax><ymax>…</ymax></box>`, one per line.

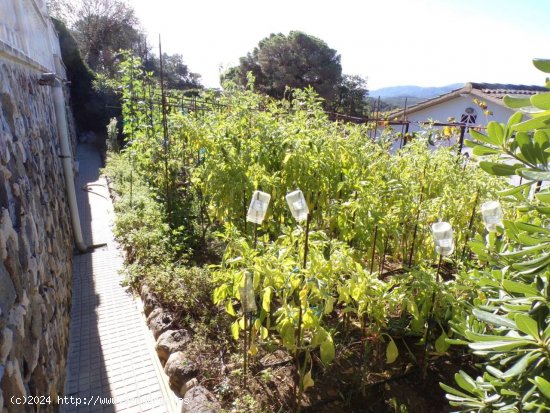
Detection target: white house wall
<box><xmin>384</xmin><ymin>95</ymin><xmax>516</xmax><ymax>152</ymax></box>
<box><xmin>0</xmin><ymin>0</ymin><xmax>63</xmax><ymax>75</ymax></box>
<box><xmin>403</xmin><ymin>95</ymin><xmax>515</xmax><ymax>133</ymax></box>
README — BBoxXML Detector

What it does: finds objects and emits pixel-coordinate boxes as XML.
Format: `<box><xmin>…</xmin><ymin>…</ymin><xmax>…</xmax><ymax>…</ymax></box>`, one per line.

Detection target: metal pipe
<box><xmin>41</xmin><ymin>73</ymin><xmax>87</xmax><ymax>252</ymax></box>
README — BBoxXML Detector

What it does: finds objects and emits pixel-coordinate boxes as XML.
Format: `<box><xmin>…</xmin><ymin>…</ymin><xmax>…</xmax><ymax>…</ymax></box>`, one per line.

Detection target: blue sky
<box><xmin>130</xmin><ymin>0</ymin><xmax>550</xmax><ymax>91</ymax></box>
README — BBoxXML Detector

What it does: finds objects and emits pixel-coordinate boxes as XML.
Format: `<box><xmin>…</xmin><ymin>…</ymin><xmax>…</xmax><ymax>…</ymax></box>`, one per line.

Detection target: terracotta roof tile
<box><xmin>470</xmin><ymin>83</ymin><xmax>547</xmax><ymax>100</ymax></box>
<box><xmin>389</xmin><ymin>82</ymin><xmax>548</xmax><ymax>119</ymax></box>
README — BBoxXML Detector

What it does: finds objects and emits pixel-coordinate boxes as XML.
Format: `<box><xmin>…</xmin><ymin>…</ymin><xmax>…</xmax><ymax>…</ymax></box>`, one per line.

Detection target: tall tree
<box><xmin>143</xmin><ymin>53</ymin><xmax>202</xmax><ymax>91</ymax></box>
<box><xmin>330</xmin><ymin>74</ymin><xmax>370</xmax><ymax>116</ymax></box>
<box><xmin>52</xmin><ymin>18</ymin><xmax>118</xmax><ymax>134</ymax></box>
<box><xmin>223</xmin><ymin>31</ymin><xmax>342</xmax><ymax>101</ymax></box>
<box><xmin>48</xmin><ymin>0</ymin><xmax>142</xmax><ymax>74</ymax></box>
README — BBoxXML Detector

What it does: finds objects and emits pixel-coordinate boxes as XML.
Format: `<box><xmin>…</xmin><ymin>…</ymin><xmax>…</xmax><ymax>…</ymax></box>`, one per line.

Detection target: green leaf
<box><xmin>303</xmin><ymin>370</ymin><xmax>315</xmax><ymax>390</ymax></box>
<box><xmin>497</xmin><ymin>181</ymin><xmax>533</xmax><ymax>196</ymax></box>
<box><xmin>479</xmin><ymin>161</ymin><xmax>519</xmax><ymax>176</ymax></box>
<box><xmin>231</xmin><ymin>320</ymin><xmax>240</xmax><ymax>340</ymax></box>
<box><xmin>532</xmin><ymin>109</ymin><xmax>550</xmax><ymax>118</ymax></box>
<box><xmin>512</xmin><ymin>115</ymin><xmax>550</xmax><ymax>132</ymax></box>
<box><xmin>464</xmin><ymin>331</ymin><xmax>523</xmax><ymax>342</ymax></box>
<box><xmin>487</xmin><ymin>121</ymin><xmax>505</xmax><ymax>146</ymax></box>
<box><xmin>469</xmin><ymin>340</ymin><xmax>531</xmax><ymax>351</ymax></box>
<box><xmin>534</xmin><ymin>130</ymin><xmax>550</xmax><ymax>163</ymax></box>
<box><xmin>454</xmin><ymin>371</ymin><xmax>477</xmax><ymax>394</ymax></box>
<box><xmin>435</xmin><ymin>330</ymin><xmax>450</xmax><ymax>354</ymax></box>
<box><xmin>386</xmin><ymin>337</ymin><xmax>399</xmax><ymax>364</ymax></box>
<box><xmin>470</xmin><ymin>128</ymin><xmax>499</xmax><ymax>147</ymax></box>
<box><xmin>518</xmin><ymin>233</ymin><xmax>550</xmax><ymax>246</ymax></box>
<box><xmin>320</xmin><ymin>336</ymin><xmax>335</xmax><ymax>364</ymax></box>
<box><xmin>439</xmin><ymin>382</ymin><xmax>473</xmax><ymax>399</ymax></box>
<box><xmin>516</xmin><ymin>133</ymin><xmax>539</xmax><ymax>165</ymax></box>
<box><xmin>445</xmin><ymin>339</ymin><xmax>469</xmax><ymax>345</ymax></box>
<box><xmin>535</xmin><ymin>129</ymin><xmax>550</xmax><ymax>144</ymax></box>
<box><xmin>503</xmin><ymin>95</ymin><xmax>532</xmax><ymax>109</ymax></box>
<box><xmin>262</xmin><ymin>287</ymin><xmax>272</xmax><ymax>312</ymax></box>
<box><xmin>516</xmin><ymin>222</ymin><xmax>550</xmax><ymax>235</ymax></box>
<box><xmin>533</xmin><ymin>58</ymin><xmax>550</xmax><ymax>74</ymax></box>
<box><xmin>464</xmin><ymin>138</ymin><xmax>478</xmax><ymax>148</ymax></box>
<box><xmin>511</xmin><ymin>252</ymin><xmax>550</xmax><ymax>271</ymax></box>
<box><xmin>502</xmin><ymin>280</ymin><xmax>539</xmax><ymax>297</ymax></box>
<box><xmin>532</xmin><ymin>93</ymin><xmax>550</xmax><ymax>110</ymax></box>
<box><xmin>407</xmin><ymin>299</ymin><xmax>420</xmax><ymax>320</ymax></box>
<box><xmin>225</xmin><ymin>300</ymin><xmax>236</xmax><ymax>316</ymax></box>
<box><xmin>280</xmin><ymin>321</ymin><xmax>295</xmax><ymax>349</ymax></box>
<box><xmin>518</xmin><ymin>168</ymin><xmax>550</xmax><ymax>181</ymax></box>
<box><xmin>507</xmin><ymin>111</ymin><xmax>524</xmax><ymax>130</ymax></box>
<box><xmin>536</xmin><ymin>206</ymin><xmax>550</xmax><ymax>215</ymax></box>
<box><xmin>536</xmin><ymin>191</ymin><xmax>550</xmax><ymax>203</ymax></box>
<box><xmin>472</xmin><ymin>145</ymin><xmax>500</xmax><ymax>156</ymax></box>
<box><xmin>534</xmin><ymin>376</ymin><xmax>550</xmax><ymax>399</ymax></box>
<box><xmin>486</xmin><ymin>365</ymin><xmax>505</xmax><ymax>379</ymax></box>
<box><xmin>515</xmin><ymin>314</ymin><xmax>540</xmax><ymax>339</ymax></box>
<box><xmin>500</xmin><ymin>243</ymin><xmax>549</xmax><ymax>258</ymax></box>
<box><xmin>472</xmin><ymin>308</ymin><xmax>517</xmax><ymax>329</ymax></box>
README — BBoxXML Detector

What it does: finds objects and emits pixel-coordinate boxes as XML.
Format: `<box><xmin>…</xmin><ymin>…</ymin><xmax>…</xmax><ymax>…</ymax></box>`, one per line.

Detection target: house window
<box><xmin>460</xmin><ymin>107</ymin><xmax>477</xmax><ymax>124</ymax></box>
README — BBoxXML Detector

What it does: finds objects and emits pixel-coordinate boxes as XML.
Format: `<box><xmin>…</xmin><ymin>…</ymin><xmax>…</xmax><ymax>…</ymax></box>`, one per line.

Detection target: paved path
<box><xmin>64</xmin><ymin>144</ymin><xmax>177</xmax><ymax>413</ymax></box>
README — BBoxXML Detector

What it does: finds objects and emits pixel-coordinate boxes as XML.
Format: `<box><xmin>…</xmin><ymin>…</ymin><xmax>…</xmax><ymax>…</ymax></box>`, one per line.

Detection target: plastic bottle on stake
<box><xmin>480</xmin><ymin>200</ymin><xmax>503</xmax><ymax>232</ymax></box>
<box><xmin>239</xmin><ymin>271</ymin><xmax>257</xmax><ymax>313</ymax></box>
<box><xmin>285</xmin><ymin>190</ymin><xmax>309</xmax><ymax>222</ymax></box>
<box><xmin>246</xmin><ymin>191</ymin><xmax>271</xmax><ymax>224</ymax></box>
<box><xmin>432</xmin><ymin>222</ymin><xmax>454</xmax><ymax>256</ymax></box>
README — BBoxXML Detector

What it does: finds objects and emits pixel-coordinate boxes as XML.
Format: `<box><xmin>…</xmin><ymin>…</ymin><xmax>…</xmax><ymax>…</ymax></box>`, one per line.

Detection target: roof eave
<box><xmin>388</xmin><ymin>85</ymin><xmax>470</xmax><ymax>120</ymax></box>
<box><xmin>388</xmin><ymin>82</ymin><xmax>519</xmax><ymax>120</ymax></box>
<box><xmin>469</xmin><ymin>89</ymin><xmax>508</xmax><ymax>107</ymax></box>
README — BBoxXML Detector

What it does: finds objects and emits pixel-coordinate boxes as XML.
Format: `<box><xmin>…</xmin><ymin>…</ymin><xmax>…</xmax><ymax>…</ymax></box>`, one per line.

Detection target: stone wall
<box><xmin>0</xmin><ymin>59</ymin><xmax>73</xmax><ymax>412</ymax></box>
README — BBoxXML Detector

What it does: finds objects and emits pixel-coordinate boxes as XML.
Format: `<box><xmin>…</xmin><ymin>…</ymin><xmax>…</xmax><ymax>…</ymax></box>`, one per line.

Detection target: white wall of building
<box><xmin>0</xmin><ymin>0</ymin><xmax>64</xmax><ymax>75</ymax></box>
<box><xmin>383</xmin><ymin>95</ymin><xmax>517</xmax><ymax>152</ymax></box>
<box><xmin>403</xmin><ymin>95</ymin><xmax>515</xmax><ymax>134</ymax></box>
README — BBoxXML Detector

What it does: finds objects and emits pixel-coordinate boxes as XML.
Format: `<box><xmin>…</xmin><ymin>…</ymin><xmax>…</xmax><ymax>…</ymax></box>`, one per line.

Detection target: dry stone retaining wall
<box><xmin>0</xmin><ymin>59</ymin><xmax>73</xmax><ymax>412</ymax></box>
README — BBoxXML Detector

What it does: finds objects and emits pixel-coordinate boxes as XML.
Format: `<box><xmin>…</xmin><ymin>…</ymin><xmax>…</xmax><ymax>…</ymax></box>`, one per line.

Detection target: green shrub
<box><xmin>146</xmin><ymin>265</ymin><xmax>214</xmax><ymax>319</ymax></box>
<box><xmin>441</xmin><ymin>59</ymin><xmax>550</xmax><ymax>411</ymax></box>
<box><xmin>103</xmin><ymin>152</ymin><xmax>174</xmax><ymax>267</ymax></box>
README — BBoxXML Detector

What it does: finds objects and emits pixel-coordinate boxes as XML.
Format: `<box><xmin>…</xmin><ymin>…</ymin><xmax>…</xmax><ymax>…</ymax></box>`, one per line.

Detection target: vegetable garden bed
<box><xmin>102</xmin><ymin>54</ymin><xmax>550</xmax><ymax>412</ymax></box>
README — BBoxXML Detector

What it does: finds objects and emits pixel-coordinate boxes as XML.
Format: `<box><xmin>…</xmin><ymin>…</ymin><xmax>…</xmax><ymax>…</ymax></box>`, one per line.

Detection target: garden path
<box><xmin>63</xmin><ymin>144</ymin><xmax>178</xmax><ymax>413</ymax></box>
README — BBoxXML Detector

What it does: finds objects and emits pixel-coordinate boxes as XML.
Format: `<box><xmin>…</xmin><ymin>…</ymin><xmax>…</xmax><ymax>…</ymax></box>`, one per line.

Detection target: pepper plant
<box><xmin>109</xmin><ymin>53</ymin><xmax>509</xmax><ymax>410</ymax></box>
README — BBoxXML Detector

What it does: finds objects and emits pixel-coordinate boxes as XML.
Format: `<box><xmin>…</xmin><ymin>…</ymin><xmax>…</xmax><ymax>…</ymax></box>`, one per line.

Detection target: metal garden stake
<box><xmin>423</xmin><ymin>221</ymin><xmax>454</xmax><ymax>378</ymax></box>
<box><xmin>285</xmin><ymin>189</ymin><xmax>310</xmax><ymax>413</ymax></box>
<box><xmin>239</xmin><ymin>190</ymin><xmax>271</xmax><ymax>388</ymax></box>
<box><xmin>238</xmin><ymin>271</ymin><xmax>256</xmax><ymax>388</ymax></box>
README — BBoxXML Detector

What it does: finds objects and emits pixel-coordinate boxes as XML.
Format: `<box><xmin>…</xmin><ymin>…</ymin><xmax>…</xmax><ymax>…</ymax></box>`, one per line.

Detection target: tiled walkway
<box><xmin>63</xmin><ymin>144</ymin><xmax>177</xmax><ymax>413</ymax></box>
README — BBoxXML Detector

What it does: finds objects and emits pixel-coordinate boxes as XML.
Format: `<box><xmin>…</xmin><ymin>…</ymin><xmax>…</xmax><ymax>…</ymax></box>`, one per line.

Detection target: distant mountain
<box><xmin>371</xmin><ymin>84</ymin><xmax>463</xmax><ymax>99</ymax></box>
<box><xmin>370</xmin><ymin>84</ymin><xmax>463</xmax><ymax>108</ymax></box>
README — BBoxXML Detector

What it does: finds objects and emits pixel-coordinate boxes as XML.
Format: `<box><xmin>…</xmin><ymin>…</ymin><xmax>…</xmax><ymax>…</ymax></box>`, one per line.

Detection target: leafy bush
<box><xmin>442</xmin><ymin>59</ymin><xmax>550</xmax><ymax>412</ymax></box>
<box><xmin>147</xmin><ymin>265</ymin><xmax>214</xmax><ymax>319</ymax></box>
<box><xmin>103</xmin><ymin>152</ymin><xmax>215</xmax><ymax>322</ymax></box>
<box><xmin>103</xmin><ymin>152</ymin><xmax>173</xmax><ymax>267</ymax></box>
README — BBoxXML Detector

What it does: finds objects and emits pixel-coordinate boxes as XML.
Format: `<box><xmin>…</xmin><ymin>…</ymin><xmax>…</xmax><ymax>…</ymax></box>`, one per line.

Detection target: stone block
<box><xmin>164</xmin><ymin>352</ymin><xmax>198</xmax><ymax>394</ymax></box>
<box><xmin>0</xmin><ymin>57</ymin><xmax>74</xmax><ymax>411</ymax></box>
<box><xmin>156</xmin><ymin>329</ymin><xmax>192</xmax><ymax>364</ymax></box>
<box><xmin>0</xmin><ymin>328</ymin><xmax>13</xmax><ymax>363</ymax></box>
<box><xmin>180</xmin><ymin>386</ymin><xmax>220</xmax><ymax>413</ymax></box>
<box><xmin>0</xmin><ymin>263</ymin><xmax>16</xmax><ymax>316</ymax></box>
<box><xmin>3</xmin><ymin>360</ymin><xmax>27</xmax><ymax>413</ymax></box>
